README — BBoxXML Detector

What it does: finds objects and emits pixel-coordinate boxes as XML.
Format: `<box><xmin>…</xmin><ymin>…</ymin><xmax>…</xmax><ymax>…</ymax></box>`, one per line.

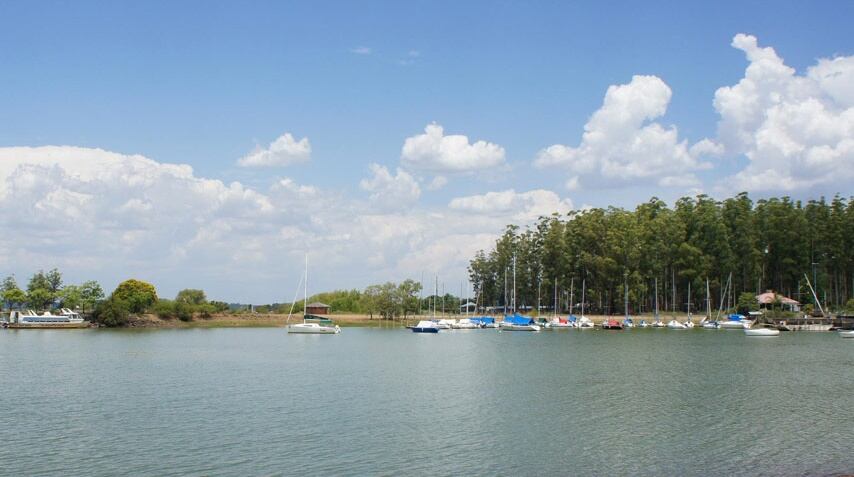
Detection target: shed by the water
<box><xmin>755</xmin><ymin>291</ymin><xmax>800</xmax><ymax>312</ymax></box>
<box><xmin>305</xmin><ymin>302</ymin><xmax>331</xmax><ymax>315</ymax></box>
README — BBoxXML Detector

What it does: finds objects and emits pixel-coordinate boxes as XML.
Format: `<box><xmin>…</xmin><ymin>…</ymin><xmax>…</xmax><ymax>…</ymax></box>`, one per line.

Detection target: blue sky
<box><xmin>1</xmin><ymin>1</ymin><xmax>852</xmax><ymax>301</ymax></box>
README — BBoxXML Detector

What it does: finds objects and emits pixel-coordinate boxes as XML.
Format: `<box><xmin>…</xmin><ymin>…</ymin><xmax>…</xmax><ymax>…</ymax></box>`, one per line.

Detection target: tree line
<box><xmin>468</xmin><ymin>193</ymin><xmax>854</xmax><ymax>316</ymax></box>
<box><xmin>1</xmin><ymin>269</ymin><xmax>104</xmax><ymax>313</ymax></box>
<box><xmin>256</xmin><ymin>280</ymin><xmax>469</xmax><ymax>320</ymax></box>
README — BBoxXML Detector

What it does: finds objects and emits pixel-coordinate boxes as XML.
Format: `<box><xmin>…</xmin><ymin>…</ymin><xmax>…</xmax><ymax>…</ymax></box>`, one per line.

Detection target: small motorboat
<box><xmin>602</xmin><ymin>319</ymin><xmax>623</xmax><ymax>330</ymax></box>
<box><xmin>410</xmin><ymin>320</ymin><xmax>440</xmax><ymax>333</ymax></box>
<box><xmin>622</xmin><ymin>317</ymin><xmax>635</xmax><ymax>328</ymax></box>
<box><xmin>838</xmin><ymin>330</ymin><xmax>854</xmax><ymax>338</ymax></box>
<box><xmin>743</xmin><ymin>322</ymin><xmax>780</xmax><ymax>336</ymax></box>
<box><xmin>667</xmin><ymin>319</ymin><xmax>687</xmax><ymax>329</ymax></box>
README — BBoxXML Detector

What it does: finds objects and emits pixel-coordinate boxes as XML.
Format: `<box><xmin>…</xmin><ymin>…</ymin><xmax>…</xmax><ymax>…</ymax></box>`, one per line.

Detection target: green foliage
<box><xmin>360</xmin><ymin>281</ymin><xmax>423</xmax><ymax>319</ymax></box>
<box><xmin>846</xmin><ymin>299</ymin><xmax>854</xmax><ymax>312</ymax></box>
<box><xmin>175</xmin><ymin>289</ymin><xmax>207</xmax><ymax>306</ymax></box>
<box><xmin>26</xmin><ymin>269</ymin><xmax>60</xmax><ymax>309</ymax></box>
<box><xmin>736</xmin><ymin>292</ymin><xmax>758</xmax><ymax>315</ymax></box>
<box><xmin>309</xmin><ymin>289</ymin><xmax>363</xmax><ymax>313</ymax></box>
<box><xmin>59</xmin><ymin>285</ymin><xmax>83</xmax><ymax>310</ymax></box>
<box><xmin>1</xmin><ymin>276</ymin><xmax>27</xmax><ymax>309</ymax></box>
<box><xmin>153</xmin><ymin>299</ymin><xmax>176</xmax><ymax>319</ymax></box>
<box><xmin>469</xmin><ymin>193</ymin><xmax>854</xmax><ymax>314</ymax></box>
<box><xmin>112</xmin><ymin>279</ymin><xmax>158</xmax><ymax>313</ymax></box>
<box><xmin>174</xmin><ymin>301</ymin><xmax>193</xmax><ymax>321</ymax></box>
<box><xmin>209</xmin><ymin>301</ymin><xmax>230</xmax><ymax>313</ymax></box>
<box><xmin>79</xmin><ymin>281</ymin><xmax>105</xmax><ymax>313</ymax></box>
<box><xmin>92</xmin><ymin>296</ymin><xmax>130</xmax><ymax>327</ymax></box>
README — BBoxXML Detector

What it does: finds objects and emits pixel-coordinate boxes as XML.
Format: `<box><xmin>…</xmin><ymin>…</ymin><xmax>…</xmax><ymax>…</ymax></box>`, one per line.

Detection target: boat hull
<box><xmin>744</xmin><ymin>328</ymin><xmax>780</xmax><ymax>336</ymax></box>
<box><xmin>838</xmin><ymin>330</ymin><xmax>854</xmax><ymax>338</ymax></box>
<box><xmin>5</xmin><ymin>321</ymin><xmax>90</xmax><ymax>329</ymax></box>
<box><xmin>720</xmin><ymin>320</ymin><xmax>752</xmax><ymax>329</ymax></box>
<box><xmin>500</xmin><ymin>324</ymin><xmax>541</xmax><ymax>331</ymax></box>
<box><xmin>411</xmin><ymin>327</ymin><xmax>439</xmax><ymax>333</ymax></box>
<box><xmin>287</xmin><ymin>323</ymin><xmax>340</xmax><ymax>334</ymax></box>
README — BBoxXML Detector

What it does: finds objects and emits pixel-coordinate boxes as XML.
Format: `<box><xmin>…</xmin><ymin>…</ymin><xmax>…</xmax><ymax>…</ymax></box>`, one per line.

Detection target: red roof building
<box><xmin>755</xmin><ymin>291</ymin><xmax>800</xmax><ymax>311</ymax></box>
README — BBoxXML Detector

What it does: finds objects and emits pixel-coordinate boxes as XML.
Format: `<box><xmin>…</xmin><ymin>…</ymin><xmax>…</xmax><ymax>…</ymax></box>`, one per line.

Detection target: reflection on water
<box><xmin>1</xmin><ymin>328</ymin><xmax>852</xmax><ymax>476</ymax></box>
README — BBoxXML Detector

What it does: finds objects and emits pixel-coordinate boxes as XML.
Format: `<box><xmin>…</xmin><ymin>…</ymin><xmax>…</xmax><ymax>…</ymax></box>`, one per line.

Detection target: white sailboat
<box><xmin>576</xmin><ymin>278</ymin><xmax>594</xmax><ymax>328</ymax></box>
<box><xmin>651</xmin><ymin>278</ymin><xmax>665</xmax><ymax>327</ymax></box>
<box><xmin>547</xmin><ymin>279</ymin><xmax>572</xmax><ymax>328</ymax></box>
<box><xmin>700</xmin><ymin>278</ymin><xmax>719</xmax><ymax>329</ymax></box>
<box><xmin>666</xmin><ymin>274</ymin><xmax>686</xmax><ymax>329</ymax></box>
<box><xmin>683</xmin><ymin>281</ymin><xmax>695</xmax><ymax>328</ymax></box>
<box><xmin>717</xmin><ymin>273</ymin><xmax>752</xmax><ymax>329</ymax></box>
<box><xmin>288</xmin><ymin>255</ymin><xmax>341</xmax><ymax>334</ymax></box>
<box><xmin>622</xmin><ymin>277</ymin><xmax>634</xmax><ymax>328</ymax></box>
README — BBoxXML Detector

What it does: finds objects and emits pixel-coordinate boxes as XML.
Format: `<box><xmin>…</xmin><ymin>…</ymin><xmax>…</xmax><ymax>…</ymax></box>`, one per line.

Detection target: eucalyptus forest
<box><xmin>468</xmin><ymin>193</ymin><xmax>854</xmax><ymax>315</ymax></box>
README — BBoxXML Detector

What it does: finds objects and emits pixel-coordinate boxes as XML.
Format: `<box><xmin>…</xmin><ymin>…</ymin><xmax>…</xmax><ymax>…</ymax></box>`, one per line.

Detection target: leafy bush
<box><xmin>174</xmin><ymin>301</ymin><xmax>193</xmax><ymax>322</ymax></box>
<box><xmin>112</xmin><ymin>279</ymin><xmax>158</xmax><ymax>313</ymax></box>
<box><xmin>175</xmin><ymin>289</ymin><xmax>207</xmax><ymax>306</ymax></box>
<box><xmin>153</xmin><ymin>299</ymin><xmax>176</xmax><ymax>320</ymax></box>
<box><xmin>92</xmin><ymin>297</ymin><xmax>130</xmax><ymax>327</ymax></box>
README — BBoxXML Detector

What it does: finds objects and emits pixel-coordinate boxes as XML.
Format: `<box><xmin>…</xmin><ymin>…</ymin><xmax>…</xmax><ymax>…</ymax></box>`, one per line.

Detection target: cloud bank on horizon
<box><xmin>1</xmin><ymin>34</ymin><xmax>852</xmax><ymax>301</ymax></box>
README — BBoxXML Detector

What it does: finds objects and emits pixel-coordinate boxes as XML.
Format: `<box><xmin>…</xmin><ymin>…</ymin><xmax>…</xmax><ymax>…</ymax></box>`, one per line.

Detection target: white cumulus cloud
<box><xmin>237</xmin><ymin>132</ymin><xmax>311</xmax><ymax>167</ymax></box>
<box><xmin>401</xmin><ymin>123</ymin><xmax>506</xmax><ymax>173</ymax></box>
<box><xmin>359</xmin><ymin>163</ymin><xmax>421</xmax><ymax>208</ymax></box>
<box><xmin>449</xmin><ymin>189</ymin><xmax>573</xmax><ymax>222</ymax></box>
<box><xmin>535</xmin><ymin>75</ymin><xmax>711</xmax><ymax>190</ymax></box>
<box><xmin>713</xmin><ymin>34</ymin><xmax>854</xmax><ymax>192</ymax></box>
<box><xmin>0</xmin><ymin>146</ymin><xmax>570</xmax><ymax>302</ymax></box>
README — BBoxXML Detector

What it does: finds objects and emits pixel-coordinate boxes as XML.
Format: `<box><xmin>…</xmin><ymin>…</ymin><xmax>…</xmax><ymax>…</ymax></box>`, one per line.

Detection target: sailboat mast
<box><xmin>512</xmin><ymin>255</ymin><xmax>517</xmax><ymax>313</ymax></box>
<box><xmin>672</xmin><ymin>268</ymin><xmax>676</xmax><ymax>316</ymax></box>
<box><xmin>303</xmin><ymin>254</ymin><xmax>308</xmax><ymax>322</ymax></box>
<box><xmin>687</xmin><ymin>281</ymin><xmax>692</xmax><ymax>317</ymax></box>
<box><xmin>553</xmin><ymin>279</ymin><xmax>558</xmax><ymax>318</ymax></box>
<box><xmin>581</xmin><ymin>278</ymin><xmax>586</xmax><ymax>317</ymax></box>
<box><xmin>654</xmin><ymin>277</ymin><xmax>659</xmax><ymax>319</ymax></box>
<box><xmin>624</xmin><ymin>276</ymin><xmax>629</xmax><ymax>319</ymax></box>
<box><xmin>569</xmin><ymin>277</ymin><xmax>574</xmax><ymax>316</ymax></box>
<box><xmin>706</xmin><ymin>278</ymin><xmax>711</xmax><ymax>320</ymax></box>
<box><xmin>503</xmin><ymin>268</ymin><xmax>507</xmax><ymax>315</ymax></box>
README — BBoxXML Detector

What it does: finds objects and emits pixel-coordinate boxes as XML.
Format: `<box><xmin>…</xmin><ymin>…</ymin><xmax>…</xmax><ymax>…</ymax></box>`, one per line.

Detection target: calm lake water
<box><xmin>1</xmin><ymin>327</ymin><xmax>852</xmax><ymax>476</ymax></box>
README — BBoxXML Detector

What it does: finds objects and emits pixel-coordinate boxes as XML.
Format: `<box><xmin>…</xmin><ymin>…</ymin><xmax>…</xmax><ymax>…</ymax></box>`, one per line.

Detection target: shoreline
<box><xmin>117</xmin><ymin>312</ymin><xmax>715</xmax><ymax>329</ymax></box>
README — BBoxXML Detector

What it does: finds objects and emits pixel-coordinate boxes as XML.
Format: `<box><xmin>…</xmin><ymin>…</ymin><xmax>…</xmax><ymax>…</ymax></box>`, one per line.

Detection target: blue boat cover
<box><xmin>568</xmin><ymin>315</ymin><xmax>578</xmax><ymax>322</ymax></box>
<box><xmin>503</xmin><ymin>313</ymin><xmax>535</xmax><ymax>325</ymax></box>
<box><xmin>728</xmin><ymin>314</ymin><xmax>745</xmax><ymax>321</ymax></box>
<box><xmin>469</xmin><ymin>316</ymin><xmax>495</xmax><ymax>325</ymax></box>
